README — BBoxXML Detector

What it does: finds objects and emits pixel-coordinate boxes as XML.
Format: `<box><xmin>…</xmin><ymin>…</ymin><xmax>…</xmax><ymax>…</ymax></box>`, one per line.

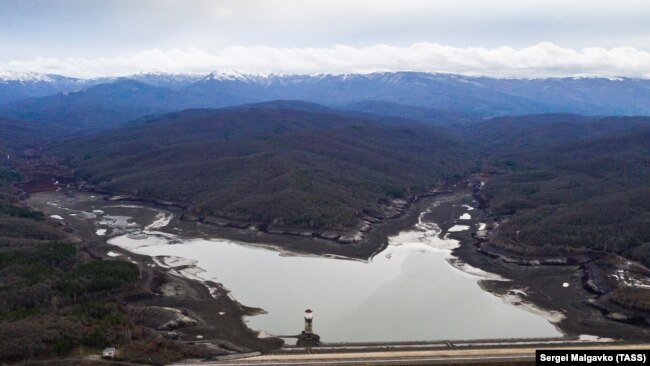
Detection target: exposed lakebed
<box><xmin>30</xmin><ymin>192</ymin><xmax>562</xmax><ymax>343</ymax></box>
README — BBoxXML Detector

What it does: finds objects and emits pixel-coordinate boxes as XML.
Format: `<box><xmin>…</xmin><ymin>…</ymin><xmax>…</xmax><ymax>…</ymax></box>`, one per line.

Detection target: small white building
<box><xmin>102</xmin><ymin>347</ymin><xmax>117</xmax><ymax>358</ymax></box>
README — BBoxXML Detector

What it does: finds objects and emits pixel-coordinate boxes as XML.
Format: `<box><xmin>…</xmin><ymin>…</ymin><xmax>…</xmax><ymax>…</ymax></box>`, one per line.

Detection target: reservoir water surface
<box><xmin>108</xmin><ymin>205</ymin><xmax>562</xmax><ymax>343</ymax></box>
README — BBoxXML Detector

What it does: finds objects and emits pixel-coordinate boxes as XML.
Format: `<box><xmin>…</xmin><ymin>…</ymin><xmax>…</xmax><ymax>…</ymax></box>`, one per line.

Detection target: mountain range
<box><xmin>3</xmin><ymin>71</ymin><xmax>650</xmax><ymax>132</ymax></box>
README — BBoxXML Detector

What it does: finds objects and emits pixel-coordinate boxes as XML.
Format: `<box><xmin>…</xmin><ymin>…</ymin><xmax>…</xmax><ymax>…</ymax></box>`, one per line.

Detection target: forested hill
<box><xmin>53</xmin><ymin>102</ymin><xmax>476</xmax><ymax>230</ymax></box>
<box><xmin>0</xmin><ymin>80</ymin><xmax>181</xmax><ymax>132</ymax></box>
<box><xmin>0</xmin><ymin>117</ymin><xmax>61</xmax><ymax>153</ymax></box>
<box><xmin>24</xmin><ymin>99</ymin><xmax>650</xmax><ymax>265</ymax></box>
<box><xmin>464</xmin><ymin>114</ymin><xmax>650</xmax><ymax>153</ymax></box>
<box><xmin>474</xmin><ymin>115</ymin><xmax>650</xmax><ymax>265</ymax></box>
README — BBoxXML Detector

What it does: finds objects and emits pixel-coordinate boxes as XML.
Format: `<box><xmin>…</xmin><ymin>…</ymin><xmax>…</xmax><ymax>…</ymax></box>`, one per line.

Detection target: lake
<box><xmin>108</xmin><ymin>205</ymin><xmax>562</xmax><ymax>343</ymax></box>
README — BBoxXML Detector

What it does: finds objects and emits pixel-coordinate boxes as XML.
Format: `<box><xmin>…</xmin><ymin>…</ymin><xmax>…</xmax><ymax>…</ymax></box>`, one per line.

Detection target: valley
<box><xmin>1</xmin><ymin>72</ymin><xmax>650</xmax><ymax>364</ymax></box>
<box><xmin>28</xmin><ymin>188</ymin><xmax>564</xmax><ymax>344</ymax></box>
<box><xmin>5</xmin><ymin>1</ymin><xmax>650</xmax><ymax>364</ymax></box>
<box><xmin>19</xmin><ymin>174</ymin><xmax>650</xmax><ymax>364</ymax></box>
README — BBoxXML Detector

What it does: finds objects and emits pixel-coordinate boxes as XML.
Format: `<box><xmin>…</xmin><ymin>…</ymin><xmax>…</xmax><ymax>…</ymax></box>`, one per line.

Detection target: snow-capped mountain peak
<box><xmin>0</xmin><ymin>71</ymin><xmax>56</xmax><ymax>83</ymax></box>
<box><xmin>205</xmin><ymin>69</ymin><xmax>274</xmax><ymax>83</ymax></box>
<box><xmin>207</xmin><ymin>69</ymin><xmax>249</xmax><ymax>81</ymax></box>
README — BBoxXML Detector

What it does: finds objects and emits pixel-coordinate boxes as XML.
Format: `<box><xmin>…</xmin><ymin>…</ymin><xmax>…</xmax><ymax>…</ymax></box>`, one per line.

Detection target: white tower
<box><xmin>297</xmin><ymin>308</ymin><xmax>319</xmax><ymax>346</ymax></box>
<box><xmin>304</xmin><ymin>309</ymin><xmax>313</xmax><ymax>337</ymax></box>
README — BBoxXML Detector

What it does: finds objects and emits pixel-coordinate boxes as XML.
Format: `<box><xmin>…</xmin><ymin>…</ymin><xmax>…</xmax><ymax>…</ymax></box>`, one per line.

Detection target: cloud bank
<box><xmin>2</xmin><ymin>42</ymin><xmax>650</xmax><ymax>79</ymax></box>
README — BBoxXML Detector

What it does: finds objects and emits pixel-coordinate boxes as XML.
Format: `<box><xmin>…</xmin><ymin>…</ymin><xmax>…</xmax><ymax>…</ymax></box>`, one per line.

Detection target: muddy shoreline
<box><xmin>448</xmin><ymin>180</ymin><xmax>650</xmax><ymax>342</ymax></box>
<box><xmin>454</xmin><ymin>240</ymin><xmax>650</xmax><ymax>340</ymax></box>
<box><xmin>24</xmin><ymin>180</ymin><xmax>650</xmax><ymax>354</ymax></box>
<box><xmin>25</xmin><ymin>191</ymin><xmax>284</xmax><ymax>354</ymax></box>
<box><xmin>28</xmin><ymin>188</ymin><xmax>560</xmax><ymax>345</ymax></box>
<box><xmin>76</xmin><ymin>180</ymin><xmax>454</xmax><ymax>260</ymax></box>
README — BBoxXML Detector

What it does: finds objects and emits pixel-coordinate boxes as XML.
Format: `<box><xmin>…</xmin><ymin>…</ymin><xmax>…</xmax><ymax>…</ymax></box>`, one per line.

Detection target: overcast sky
<box><xmin>2</xmin><ymin>0</ymin><xmax>650</xmax><ymax>78</ymax></box>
